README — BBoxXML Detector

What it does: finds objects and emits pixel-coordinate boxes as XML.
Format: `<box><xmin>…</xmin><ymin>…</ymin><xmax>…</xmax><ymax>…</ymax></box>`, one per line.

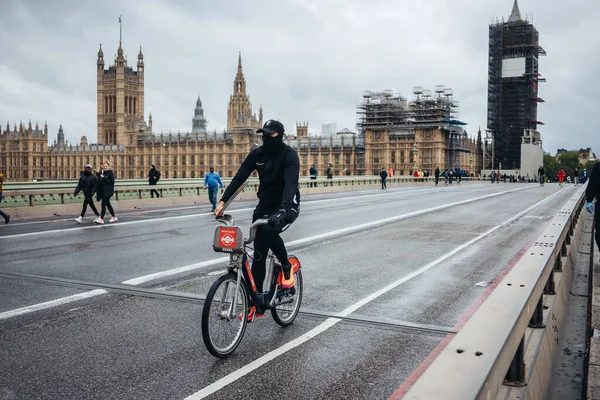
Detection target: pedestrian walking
<box><xmin>309</xmin><ymin>164</ymin><xmax>318</xmax><ymax>188</ymax></box>
<box><xmin>434</xmin><ymin>167</ymin><xmax>440</xmax><ymax>186</ymax></box>
<box><xmin>94</xmin><ymin>159</ymin><xmax>117</xmax><ymax>224</ymax></box>
<box><xmin>0</xmin><ymin>173</ymin><xmax>10</xmax><ymax>224</ymax></box>
<box><xmin>203</xmin><ymin>166</ymin><xmax>224</xmax><ymax>212</ymax></box>
<box><xmin>148</xmin><ymin>164</ymin><xmax>161</xmax><ymax>198</ymax></box>
<box><xmin>326</xmin><ymin>163</ymin><xmax>333</xmax><ymax>186</ymax></box>
<box><xmin>73</xmin><ymin>164</ymin><xmax>99</xmax><ymax>224</ymax></box>
<box><xmin>574</xmin><ymin>167</ymin><xmax>580</xmax><ymax>186</ymax></box>
<box><xmin>558</xmin><ymin>168</ymin><xmax>566</xmax><ymax>187</ymax></box>
<box><xmin>380</xmin><ymin>168</ymin><xmax>388</xmax><ymax>189</ymax></box>
<box><xmin>537</xmin><ymin>165</ymin><xmax>545</xmax><ymax>186</ymax></box>
<box><xmin>586</xmin><ymin>160</ymin><xmax>600</xmax><ymax>259</ymax></box>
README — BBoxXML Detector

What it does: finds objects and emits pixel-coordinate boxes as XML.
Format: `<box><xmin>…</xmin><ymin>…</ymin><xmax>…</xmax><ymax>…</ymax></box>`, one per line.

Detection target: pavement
<box><xmin>588</xmin><ymin>214</ymin><xmax>600</xmax><ymax>400</ymax></box>
<box><xmin>0</xmin><ymin>182</ymin><xmax>581</xmax><ymax>399</ymax></box>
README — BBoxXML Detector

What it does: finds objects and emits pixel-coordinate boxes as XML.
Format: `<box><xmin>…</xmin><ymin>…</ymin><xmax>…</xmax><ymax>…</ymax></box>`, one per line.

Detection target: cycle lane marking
<box><xmin>0</xmin><ymin>185</ymin><xmax>542</xmax><ymax>321</ymax></box>
<box><xmin>184</xmin><ymin>187</ymin><xmax>568</xmax><ymax>399</ymax></box>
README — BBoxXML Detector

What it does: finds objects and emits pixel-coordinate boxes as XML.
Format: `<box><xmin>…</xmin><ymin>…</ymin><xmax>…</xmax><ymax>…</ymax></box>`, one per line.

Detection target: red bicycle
<box><xmin>201</xmin><ymin>186</ymin><xmax>303</xmax><ymax>358</ymax></box>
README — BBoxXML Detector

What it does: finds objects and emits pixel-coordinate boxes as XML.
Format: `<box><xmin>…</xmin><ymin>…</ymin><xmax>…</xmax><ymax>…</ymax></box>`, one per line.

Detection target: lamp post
<box><xmin>411</xmin><ymin>143</ymin><xmax>419</xmax><ymax>175</ymax></box>
<box><xmin>469</xmin><ymin>155</ymin><xmax>473</xmax><ymax>175</ymax></box>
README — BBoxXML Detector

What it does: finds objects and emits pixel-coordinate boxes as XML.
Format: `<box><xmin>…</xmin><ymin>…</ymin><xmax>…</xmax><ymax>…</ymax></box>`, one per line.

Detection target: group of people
<box><xmin>73</xmin><ymin>160</ymin><xmax>117</xmax><ymax>224</ymax></box>
<box><xmin>308</xmin><ymin>164</ymin><xmax>334</xmax><ymax>187</ymax></box>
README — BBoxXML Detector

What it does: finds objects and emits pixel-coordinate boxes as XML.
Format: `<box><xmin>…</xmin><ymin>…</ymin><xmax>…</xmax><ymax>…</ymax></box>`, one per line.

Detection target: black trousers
<box><xmin>101</xmin><ymin>196</ymin><xmax>115</xmax><ymax>219</ymax></box>
<box><xmin>81</xmin><ymin>193</ymin><xmax>99</xmax><ymax>217</ymax></box>
<box><xmin>251</xmin><ymin>207</ymin><xmax>291</xmax><ymax>293</ymax></box>
<box><xmin>310</xmin><ymin>176</ymin><xmax>317</xmax><ymax>188</ymax></box>
<box><xmin>595</xmin><ymin>203</ymin><xmax>600</xmax><ymax>251</ymax></box>
<box><xmin>150</xmin><ymin>187</ymin><xmax>160</xmax><ymax>198</ymax></box>
<box><xmin>381</xmin><ymin>178</ymin><xmax>387</xmax><ymax>189</ymax></box>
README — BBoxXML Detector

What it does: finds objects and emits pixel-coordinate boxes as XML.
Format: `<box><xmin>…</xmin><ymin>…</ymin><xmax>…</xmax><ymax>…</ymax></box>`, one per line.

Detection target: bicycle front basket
<box><xmin>213</xmin><ymin>225</ymin><xmax>244</xmax><ymax>254</ymax></box>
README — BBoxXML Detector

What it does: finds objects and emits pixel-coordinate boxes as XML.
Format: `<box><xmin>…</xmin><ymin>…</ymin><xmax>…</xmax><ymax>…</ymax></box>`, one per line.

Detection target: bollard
<box><xmin>528</xmin><ymin>296</ymin><xmax>546</xmax><ymax>328</ymax></box>
<box><xmin>544</xmin><ymin>269</ymin><xmax>556</xmax><ymax>295</ymax></box>
<box><xmin>504</xmin><ymin>336</ymin><xmax>527</xmax><ymax>386</ymax></box>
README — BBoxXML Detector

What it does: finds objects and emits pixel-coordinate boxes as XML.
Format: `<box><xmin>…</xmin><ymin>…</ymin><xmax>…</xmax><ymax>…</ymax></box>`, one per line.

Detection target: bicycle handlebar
<box><xmin>244</xmin><ymin>219</ymin><xmax>269</xmax><ymax>244</ymax></box>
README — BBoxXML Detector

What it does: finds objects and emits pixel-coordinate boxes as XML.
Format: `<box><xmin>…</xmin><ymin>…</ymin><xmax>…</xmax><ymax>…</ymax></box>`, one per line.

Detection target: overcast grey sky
<box><xmin>0</xmin><ymin>0</ymin><xmax>598</xmax><ymax>156</ymax></box>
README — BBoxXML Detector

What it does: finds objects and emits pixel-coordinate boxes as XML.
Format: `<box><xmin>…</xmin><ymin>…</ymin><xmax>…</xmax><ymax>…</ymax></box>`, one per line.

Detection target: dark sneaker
<box><xmin>5</xmin><ymin>215</ymin><xmax>10</xmax><ymax>224</ymax></box>
<box><xmin>281</xmin><ymin>262</ymin><xmax>294</xmax><ymax>289</ymax></box>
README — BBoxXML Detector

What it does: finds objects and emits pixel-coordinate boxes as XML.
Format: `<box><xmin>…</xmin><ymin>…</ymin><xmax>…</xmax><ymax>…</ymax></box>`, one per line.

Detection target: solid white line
<box><xmin>183</xmin><ymin>187</ymin><xmax>567</xmax><ymax>399</ymax></box>
<box><xmin>0</xmin><ymin>185</ymin><xmax>455</xmax><ymax>239</ymax></box>
<box><xmin>0</xmin><ymin>289</ymin><xmax>108</xmax><ymax>320</ymax></box>
<box><xmin>0</xmin><ymin>185</ymin><xmax>543</xmax><ymax>321</ymax></box>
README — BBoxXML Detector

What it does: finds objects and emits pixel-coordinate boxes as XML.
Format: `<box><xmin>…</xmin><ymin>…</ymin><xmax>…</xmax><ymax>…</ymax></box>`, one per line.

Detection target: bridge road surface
<box><xmin>0</xmin><ymin>183</ymin><xmax>575</xmax><ymax>399</ymax></box>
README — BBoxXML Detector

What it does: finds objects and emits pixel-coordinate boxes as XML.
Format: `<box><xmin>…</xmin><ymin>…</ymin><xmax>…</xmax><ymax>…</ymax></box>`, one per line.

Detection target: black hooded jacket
<box><xmin>74</xmin><ymin>172</ymin><xmax>98</xmax><ymax>197</ymax></box>
<box><xmin>220</xmin><ymin>144</ymin><xmax>300</xmax><ymax>219</ymax></box>
<box><xmin>586</xmin><ymin>161</ymin><xmax>600</xmax><ymax>202</ymax></box>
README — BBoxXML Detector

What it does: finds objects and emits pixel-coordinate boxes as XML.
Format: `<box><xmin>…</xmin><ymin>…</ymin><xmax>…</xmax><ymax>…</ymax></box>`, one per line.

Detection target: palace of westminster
<box><xmin>0</xmin><ymin>40</ymin><xmax>482</xmax><ymax>182</ymax></box>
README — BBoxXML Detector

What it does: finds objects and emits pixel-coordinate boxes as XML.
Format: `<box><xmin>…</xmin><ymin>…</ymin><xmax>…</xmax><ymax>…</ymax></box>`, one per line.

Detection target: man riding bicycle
<box><xmin>214</xmin><ymin>119</ymin><xmax>300</xmax><ymax>318</ymax></box>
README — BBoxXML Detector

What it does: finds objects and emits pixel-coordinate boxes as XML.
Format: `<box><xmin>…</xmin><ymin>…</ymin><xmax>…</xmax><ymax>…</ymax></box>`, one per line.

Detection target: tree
<box><xmin>583</xmin><ymin>159</ymin><xmax>597</xmax><ymax>174</ymax></box>
<box><xmin>557</xmin><ymin>152</ymin><xmax>581</xmax><ymax>171</ymax></box>
<box><xmin>543</xmin><ymin>153</ymin><xmax>559</xmax><ymax>180</ymax></box>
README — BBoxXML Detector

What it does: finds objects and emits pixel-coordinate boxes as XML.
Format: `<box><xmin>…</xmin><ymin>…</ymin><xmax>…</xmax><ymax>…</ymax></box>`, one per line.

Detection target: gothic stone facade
<box><xmin>0</xmin><ymin>42</ymin><xmax>481</xmax><ymax>182</ymax></box>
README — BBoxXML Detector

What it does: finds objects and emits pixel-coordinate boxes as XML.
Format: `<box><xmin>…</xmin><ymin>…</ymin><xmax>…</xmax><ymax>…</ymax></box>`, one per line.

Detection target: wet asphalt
<box><xmin>0</xmin><ymin>182</ymin><xmax>577</xmax><ymax>399</ymax></box>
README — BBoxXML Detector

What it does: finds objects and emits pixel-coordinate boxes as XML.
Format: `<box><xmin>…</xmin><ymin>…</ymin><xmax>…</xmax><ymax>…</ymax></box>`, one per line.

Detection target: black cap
<box><xmin>257</xmin><ymin>119</ymin><xmax>285</xmax><ymax>135</ymax></box>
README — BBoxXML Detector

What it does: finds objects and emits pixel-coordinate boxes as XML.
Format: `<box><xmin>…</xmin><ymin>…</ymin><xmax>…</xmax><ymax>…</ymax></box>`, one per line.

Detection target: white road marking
<box><xmin>0</xmin><ymin>185</ymin><xmax>554</xmax><ymax>322</ymax></box>
<box><xmin>184</xmin><ymin>187</ymin><xmax>567</xmax><ymax>399</ymax></box>
<box><xmin>0</xmin><ymin>185</ymin><xmax>455</xmax><ymax>239</ymax></box>
<box><xmin>0</xmin><ymin>290</ymin><xmax>108</xmax><ymax>320</ymax></box>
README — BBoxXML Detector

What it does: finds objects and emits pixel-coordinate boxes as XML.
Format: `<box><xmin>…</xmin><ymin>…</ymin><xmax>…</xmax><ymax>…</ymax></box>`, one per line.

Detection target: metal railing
<box><xmin>404</xmin><ymin>185</ymin><xmax>587</xmax><ymax>399</ymax></box>
<box><xmin>1</xmin><ymin>176</ymin><xmax>486</xmax><ymax>208</ymax></box>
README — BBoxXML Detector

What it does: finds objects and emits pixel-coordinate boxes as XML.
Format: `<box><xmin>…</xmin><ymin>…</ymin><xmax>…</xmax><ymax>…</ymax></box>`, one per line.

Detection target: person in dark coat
<box><xmin>94</xmin><ymin>159</ymin><xmax>117</xmax><ymax>224</ymax></box>
<box><xmin>148</xmin><ymin>165</ymin><xmax>161</xmax><ymax>198</ymax></box>
<box><xmin>380</xmin><ymin>168</ymin><xmax>388</xmax><ymax>190</ymax></box>
<box><xmin>74</xmin><ymin>164</ymin><xmax>99</xmax><ymax>223</ymax></box>
<box><xmin>434</xmin><ymin>167</ymin><xmax>440</xmax><ymax>186</ymax></box>
<box><xmin>586</xmin><ymin>161</ymin><xmax>600</xmax><ymax>254</ymax></box>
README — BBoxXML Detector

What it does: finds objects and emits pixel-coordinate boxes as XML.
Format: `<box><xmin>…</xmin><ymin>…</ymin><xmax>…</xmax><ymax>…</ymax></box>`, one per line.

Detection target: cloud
<box><xmin>1</xmin><ymin>0</ymin><xmax>599</xmax><ymax>156</ymax></box>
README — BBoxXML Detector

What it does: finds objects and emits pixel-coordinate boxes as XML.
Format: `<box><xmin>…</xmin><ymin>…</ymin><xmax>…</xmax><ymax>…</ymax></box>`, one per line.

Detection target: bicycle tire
<box><xmin>271</xmin><ymin>269</ymin><xmax>303</xmax><ymax>327</ymax></box>
<box><xmin>201</xmin><ymin>272</ymin><xmax>249</xmax><ymax>358</ymax></box>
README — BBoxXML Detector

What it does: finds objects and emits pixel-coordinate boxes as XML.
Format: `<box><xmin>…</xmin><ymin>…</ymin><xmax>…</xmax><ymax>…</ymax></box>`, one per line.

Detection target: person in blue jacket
<box><xmin>203</xmin><ymin>166</ymin><xmax>224</xmax><ymax>212</ymax></box>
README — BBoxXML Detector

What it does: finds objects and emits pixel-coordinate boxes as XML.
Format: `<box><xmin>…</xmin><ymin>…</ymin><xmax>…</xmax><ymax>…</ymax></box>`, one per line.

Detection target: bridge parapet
<box><xmin>405</xmin><ymin>185</ymin><xmax>588</xmax><ymax>399</ymax></box>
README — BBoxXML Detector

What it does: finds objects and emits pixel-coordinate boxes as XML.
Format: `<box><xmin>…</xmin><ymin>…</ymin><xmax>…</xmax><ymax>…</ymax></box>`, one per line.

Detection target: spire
<box><xmin>137</xmin><ymin>46</ymin><xmax>144</xmax><ymax>70</ymax></box>
<box><xmin>238</xmin><ymin>51</ymin><xmax>242</xmax><ymax>71</ymax></box>
<box><xmin>508</xmin><ymin>0</ymin><xmax>523</xmax><ymax>23</ymax></box>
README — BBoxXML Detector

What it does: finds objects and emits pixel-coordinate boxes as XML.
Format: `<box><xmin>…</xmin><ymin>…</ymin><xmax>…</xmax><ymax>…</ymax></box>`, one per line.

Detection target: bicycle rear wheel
<box><xmin>201</xmin><ymin>272</ymin><xmax>249</xmax><ymax>358</ymax></box>
<box><xmin>271</xmin><ymin>269</ymin><xmax>303</xmax><ymax>327</ymax></box>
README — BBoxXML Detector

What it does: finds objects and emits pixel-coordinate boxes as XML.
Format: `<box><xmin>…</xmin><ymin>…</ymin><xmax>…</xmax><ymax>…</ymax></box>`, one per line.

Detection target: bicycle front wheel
<box><xmin>201</xmin><ymin>272</ymin><xmax>249</xmax><ymax>358</ymax></box>
<box><xmin>271</xmin><ymin>269</ymin><xmax>303</xmax><ymax>327</ymax></box>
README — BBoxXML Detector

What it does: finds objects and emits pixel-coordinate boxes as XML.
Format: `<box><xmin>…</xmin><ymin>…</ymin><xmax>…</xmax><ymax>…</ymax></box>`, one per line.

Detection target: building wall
<box><xmin>0</xmin><ymin>44</ymin><xmax>482</xmax><ymax>182</ymax></box>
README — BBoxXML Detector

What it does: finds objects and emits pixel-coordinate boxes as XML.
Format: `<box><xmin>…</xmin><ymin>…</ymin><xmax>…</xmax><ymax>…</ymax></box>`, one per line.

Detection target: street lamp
<box><xmin>411</xmin><ymin>143</ymin><xmax>419</xmax><ymax>174</ymax></box>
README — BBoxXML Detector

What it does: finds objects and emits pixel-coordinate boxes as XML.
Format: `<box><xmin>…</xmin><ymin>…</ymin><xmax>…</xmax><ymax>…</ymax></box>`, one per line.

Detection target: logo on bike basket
<box><xmin>219</xmin><ymin>227</ymin><xmax>238</xmax><ymax>248</ymax></box>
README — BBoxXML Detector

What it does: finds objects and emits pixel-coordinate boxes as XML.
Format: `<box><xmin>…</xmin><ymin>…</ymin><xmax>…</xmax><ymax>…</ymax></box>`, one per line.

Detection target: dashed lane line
<box><xmin>0</xmin><ymin>185</ymin><xmax>545</xmax><ymax>322</ymax></box>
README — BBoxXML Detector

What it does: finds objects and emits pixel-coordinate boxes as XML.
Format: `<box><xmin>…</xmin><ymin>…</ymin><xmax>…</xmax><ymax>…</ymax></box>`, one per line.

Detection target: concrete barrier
<box><xmin>2</xmin><ymin>177</ymin><xmax>446</xmax><ymax>220</ymax></box>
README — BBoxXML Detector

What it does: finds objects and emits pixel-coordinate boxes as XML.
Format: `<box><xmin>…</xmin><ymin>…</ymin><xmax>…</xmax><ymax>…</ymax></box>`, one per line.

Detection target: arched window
<box><xmin>125</xmin><ymin>96</ymin><xmax>128</xmax><ymax>114</ymax></box>
<box><xmin>133</xmin><ymin>97</ymin><xmax>137</xmax><ymax>115</ymax></box>
<box><xmin>105</xmin><ymin>96</ymin><xmax>108</xmax><ymax>114</ymax></box>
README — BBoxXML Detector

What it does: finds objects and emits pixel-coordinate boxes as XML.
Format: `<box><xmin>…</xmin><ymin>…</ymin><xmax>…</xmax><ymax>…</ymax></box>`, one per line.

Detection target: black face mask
<box><xmin>84</xmin><ymin>169</ymin><xmax>92</xmax><ymax>176</ymax></box>
<box><xmin>262</xmin><ymin>133</ymin><xmax>283</xmax><ymax>154</ymax></box>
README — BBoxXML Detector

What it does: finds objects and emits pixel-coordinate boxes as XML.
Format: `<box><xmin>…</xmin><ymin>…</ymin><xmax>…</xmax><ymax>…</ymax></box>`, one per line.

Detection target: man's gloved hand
<box><xmin>268</xmin><ymin>209</ymin><xmax>288</xmax><ymax>228</ymax></box>
<box><xmin>586</xmin><ymin>201</ymin><xmax>595</xmax><ymax>214</ymax></box>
